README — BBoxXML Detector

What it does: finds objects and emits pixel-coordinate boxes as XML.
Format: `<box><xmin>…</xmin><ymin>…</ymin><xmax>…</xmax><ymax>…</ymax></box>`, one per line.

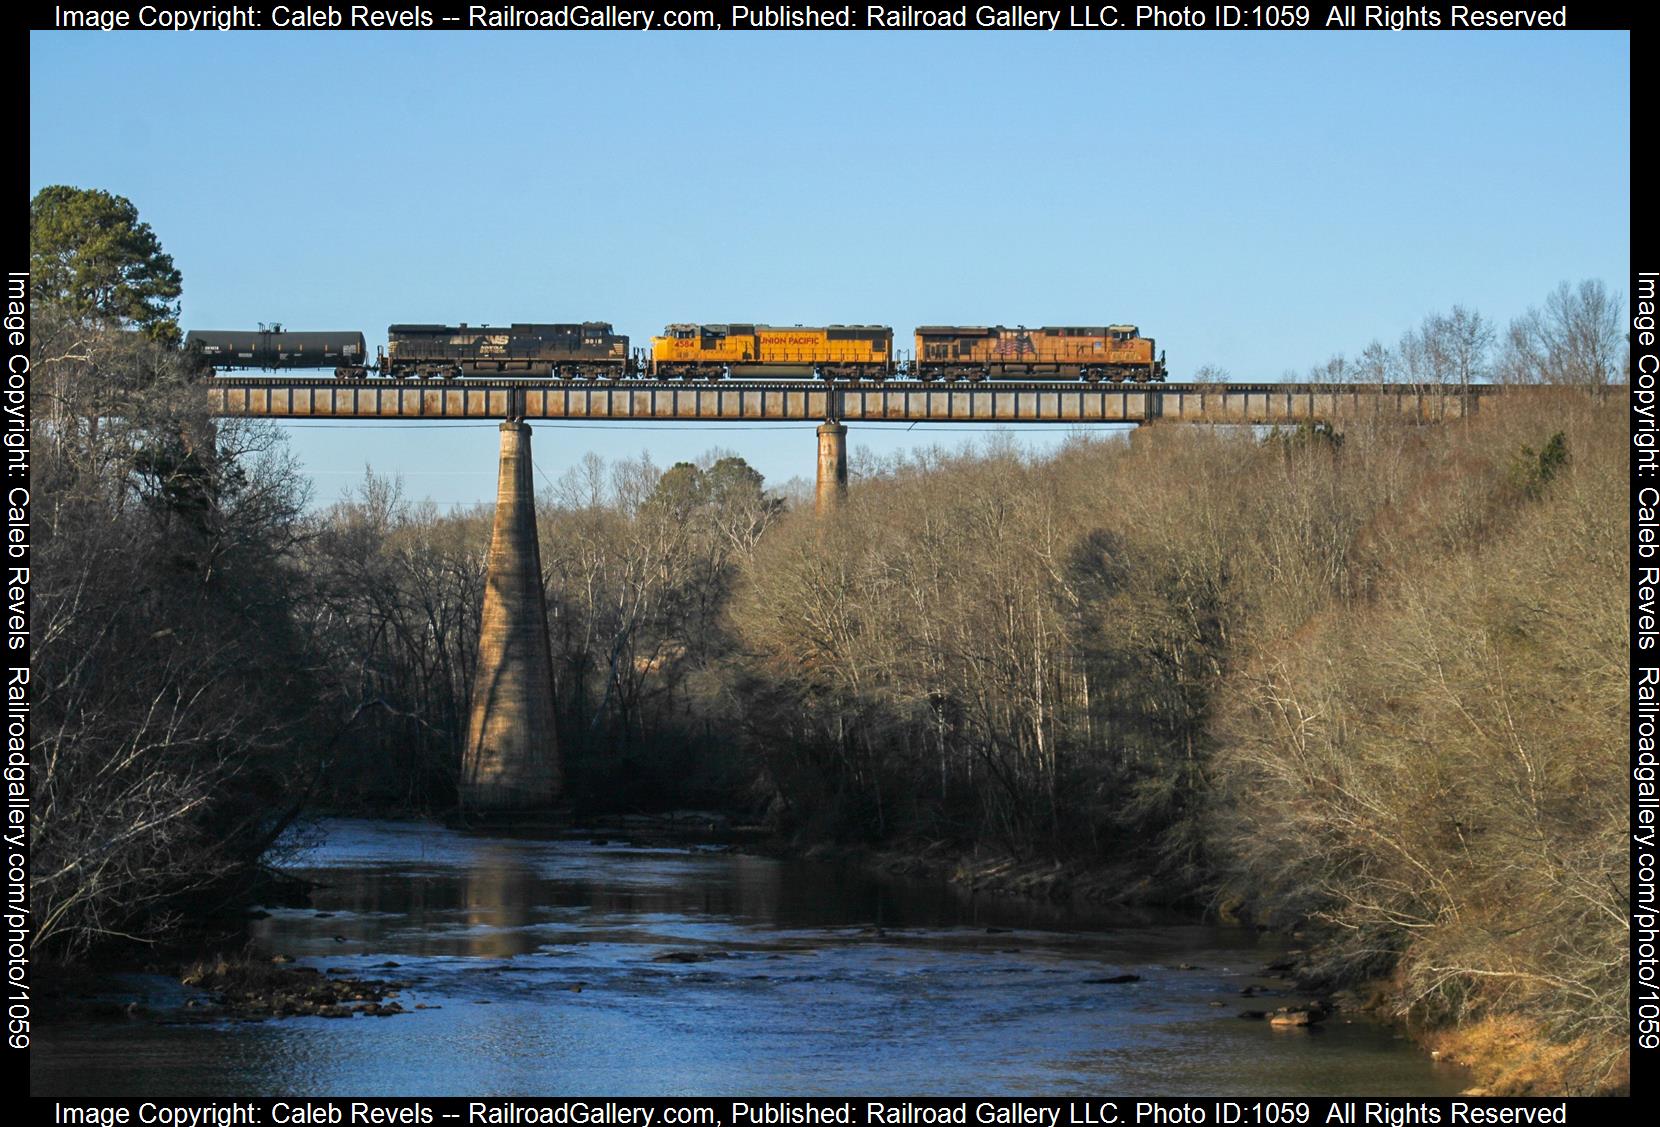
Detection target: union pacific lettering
<box><xmin>758</xmin><ymin>334</ymin><xmax>824</xmax><ymax>345</ymax></box>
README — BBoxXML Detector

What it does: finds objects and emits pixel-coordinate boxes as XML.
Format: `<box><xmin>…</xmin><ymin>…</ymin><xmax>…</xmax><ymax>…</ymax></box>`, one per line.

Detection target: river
<box><xmin>30</xmin><ymin>819</ymin><xmax>1470</xmax><ymax>1096</ymax></box>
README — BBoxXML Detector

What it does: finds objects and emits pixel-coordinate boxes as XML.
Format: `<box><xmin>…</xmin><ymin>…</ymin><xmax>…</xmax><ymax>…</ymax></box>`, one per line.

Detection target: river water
<box><xmin>31</xmin><ymin>819</ymin><xmax>1470</xmax><ymax>1096</ymax></box>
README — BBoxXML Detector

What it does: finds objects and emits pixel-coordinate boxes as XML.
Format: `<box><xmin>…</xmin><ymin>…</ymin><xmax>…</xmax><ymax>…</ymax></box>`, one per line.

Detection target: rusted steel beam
<box><xmin>206</xmin><ymin>379</ymin><xmax>1504</xmax><ymax>424</ymax></box>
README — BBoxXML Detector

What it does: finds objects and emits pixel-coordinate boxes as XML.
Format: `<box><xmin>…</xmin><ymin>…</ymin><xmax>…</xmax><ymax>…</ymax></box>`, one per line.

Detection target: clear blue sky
<box><xmin>30</xmin><ymin>30</ymin><xmax>1630</xmax><ymax>506</ymax></box>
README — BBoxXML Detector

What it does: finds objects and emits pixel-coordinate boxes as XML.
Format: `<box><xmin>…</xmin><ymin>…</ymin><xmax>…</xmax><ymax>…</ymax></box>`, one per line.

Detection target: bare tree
<box><xmin>1354</xmin><ymin>339</ymin><xmax>1393</xmax><ymax>383</ymax></box>
<box><xmin>1306</xmin><ymin>354</ymin><xmax>1348</xmax><ymax>384</ymax></box>
<box><xmin>1424</xmin><ymin>305</ymin><xmax>1495</xmax><ymax>397</ymax></box>
<box><xmin>1499</xmin><ymin>279</ymin><xmax>1623</xmax><ymax>392</ymax></box>
<box><xmin>31</xmin><ymin>310</ymin><xmax>315</xmax><ymax>956</ymax></box>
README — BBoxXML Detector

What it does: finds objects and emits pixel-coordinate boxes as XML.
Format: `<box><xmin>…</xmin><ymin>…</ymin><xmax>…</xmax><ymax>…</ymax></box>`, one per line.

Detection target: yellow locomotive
<box><xmin>651</xmin><ymin>323</ymin><xmax>893</xmax><ymax>381</ymax></box>
<box><xmin>915</xmin><ymin>324</ymin><xmax>1166</xmax><ymax>383</ymax></box>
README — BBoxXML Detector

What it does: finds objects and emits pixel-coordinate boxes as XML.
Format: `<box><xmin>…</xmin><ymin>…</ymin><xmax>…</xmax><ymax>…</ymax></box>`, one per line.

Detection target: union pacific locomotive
<box><xmin>186</xmin><ymin>320</ymin><xmax>1166</xmax><ymax>383</ymax></box>
<box><xmin>915</xmin><ymin>324</ymin><xmax>1165</xmax><ymax>383</ymax></box>
<box><xmin>652</xmin><ymin>324</ymin><xmax>893</xmax><ymax>380</ymax></box>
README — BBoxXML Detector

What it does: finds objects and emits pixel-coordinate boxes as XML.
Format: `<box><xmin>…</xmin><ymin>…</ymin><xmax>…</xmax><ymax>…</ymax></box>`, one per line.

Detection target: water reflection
<box><xmin>31</xmin><ymin>820</ymin><xmax>1470</xmax><ymax>1096</ymax></box>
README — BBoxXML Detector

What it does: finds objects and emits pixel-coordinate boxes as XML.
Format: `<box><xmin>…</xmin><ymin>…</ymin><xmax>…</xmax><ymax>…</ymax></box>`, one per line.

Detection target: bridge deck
<box><xmin>208</xmin><ymin>379</ymin><xmax>1494</xmax><ymax>424</ymax></box>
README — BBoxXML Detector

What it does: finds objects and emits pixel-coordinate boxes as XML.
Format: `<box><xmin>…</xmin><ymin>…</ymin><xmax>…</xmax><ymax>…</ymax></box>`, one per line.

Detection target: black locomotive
<box><xmin>381</xmin><ymin>322</ymin><xmax>634</xmax><ymax>379</ymax></box>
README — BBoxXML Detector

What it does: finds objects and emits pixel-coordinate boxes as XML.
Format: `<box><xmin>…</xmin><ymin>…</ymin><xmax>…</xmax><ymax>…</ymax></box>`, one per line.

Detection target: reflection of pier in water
<box><xmin>300</xmin><ymin>838</ymin><xmax>1116</xmax><ymax>960</ymax></box>
<box><xmin>458</xmin><ymin>847</ymin><xmax>807</xmax><ymax>959</ymax></box>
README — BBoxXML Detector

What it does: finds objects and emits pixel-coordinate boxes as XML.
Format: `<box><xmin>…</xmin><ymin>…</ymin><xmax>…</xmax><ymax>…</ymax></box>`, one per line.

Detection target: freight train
<box><xmin>186</xmin><ymin>320</ymin><xmax>1167</xmax><ymax>383</ymax></box>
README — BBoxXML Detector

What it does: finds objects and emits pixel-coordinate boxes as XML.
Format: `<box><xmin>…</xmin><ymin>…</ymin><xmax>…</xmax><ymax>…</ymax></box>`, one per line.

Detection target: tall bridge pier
<box><xmin>461</xmin><ymin>419</ymin><xmax>562</xmax><ymax>810</ymax></box>
<box><xmin>815</xmin><ymin>420</ymin><xmax>848</xmax><ymax>512</ymax></box>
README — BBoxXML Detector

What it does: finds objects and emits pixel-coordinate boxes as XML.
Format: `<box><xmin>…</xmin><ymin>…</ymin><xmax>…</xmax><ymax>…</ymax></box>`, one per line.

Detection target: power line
<box><xmin>305</xmin><ymin>469</ymin><xmax>497</xmax><ymax>475</ymax></box>
<box><xmin>278</xmin><ymin>422</ymin><xmax>502</xmax><ymax>429</ymax></box>
<box><xmin>276</xmin><ymin>421</ymin><xmax>820</xmax><ymax>431</ymax></box>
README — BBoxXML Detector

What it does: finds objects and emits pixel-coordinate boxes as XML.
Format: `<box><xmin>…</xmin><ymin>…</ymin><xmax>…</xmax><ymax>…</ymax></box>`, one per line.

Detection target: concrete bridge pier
<box><xmin>815</xmin><ymin>420</ymin><xmax>847</xmax><ymax>513</ymax></box>
<box><xmin>461</xmin><ymin>419</ymin><xmax>562</xmax><ymax>810</ymax></box>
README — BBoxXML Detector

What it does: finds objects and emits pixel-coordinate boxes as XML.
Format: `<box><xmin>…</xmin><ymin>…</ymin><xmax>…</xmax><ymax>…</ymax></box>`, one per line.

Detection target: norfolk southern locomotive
<box><xmin>382</xmin><ymin>322</ymin><xmax>633</xmax><ymax>379</ymax></box>
<box><xmin>187</xmin><ymin>319</ymin><xmax>1167</xmax><ymax>383</ymax></box>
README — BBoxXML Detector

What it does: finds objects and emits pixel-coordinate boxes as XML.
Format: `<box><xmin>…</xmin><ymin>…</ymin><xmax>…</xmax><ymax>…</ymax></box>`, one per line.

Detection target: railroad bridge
<box><xmin>208</xmin><ymin>377</ymin><xmax>1496</xmax><ymax>810</ymax></box>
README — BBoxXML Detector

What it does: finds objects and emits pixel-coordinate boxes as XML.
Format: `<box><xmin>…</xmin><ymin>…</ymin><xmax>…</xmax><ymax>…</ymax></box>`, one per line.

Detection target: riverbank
<box><xmin>1421</xmin><ymin>1017</ymin><xmax>1628</xmax><ymax>1096</ymax></box>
